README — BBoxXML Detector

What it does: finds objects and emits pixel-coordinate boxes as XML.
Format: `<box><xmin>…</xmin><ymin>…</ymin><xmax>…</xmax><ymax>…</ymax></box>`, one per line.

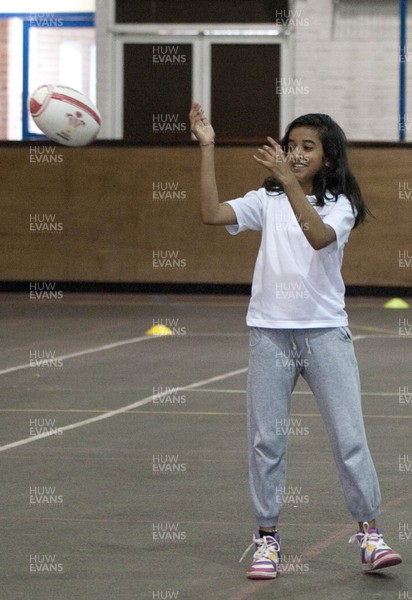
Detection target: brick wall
<box><xmin>293</xmin><ymin>0</ymin><xmax>411</xmax><ymax>141</ymax></box>
<box><xmin>0</xmin><ymin>20</ymin><xmax>8</xmax><ymax>139</ymax></box>
<box><xmin>95</xmin><ymin>0</ymin><xmax>114</xmax><ymax>139</ymax></box>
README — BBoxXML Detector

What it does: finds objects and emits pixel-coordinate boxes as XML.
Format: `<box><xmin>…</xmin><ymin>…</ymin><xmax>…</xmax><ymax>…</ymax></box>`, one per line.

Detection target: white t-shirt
<box><xmin>225</xmin><ymin>188</ymin><xmax>356</xmax><ymax>328</ymax></box>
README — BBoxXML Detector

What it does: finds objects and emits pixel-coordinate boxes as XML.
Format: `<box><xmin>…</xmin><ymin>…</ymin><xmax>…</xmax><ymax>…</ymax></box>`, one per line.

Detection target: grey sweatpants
<box><xmin>247</xmin><ymin>326</ymin><xmax>381</xmax><ymax>528</ymax></box>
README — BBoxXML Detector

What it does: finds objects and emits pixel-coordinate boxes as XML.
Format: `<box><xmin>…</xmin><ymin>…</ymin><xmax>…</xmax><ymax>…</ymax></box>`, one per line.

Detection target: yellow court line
<box><xmin>1</xmin><ymin>409</ymin><xmax>411</xmax><ymax>419</ymax></box>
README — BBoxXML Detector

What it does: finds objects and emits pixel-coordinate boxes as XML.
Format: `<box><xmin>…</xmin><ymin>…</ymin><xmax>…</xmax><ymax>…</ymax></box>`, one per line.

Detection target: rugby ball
<box><xmin>28</xmin><ymin>84</ymin><xmax>101</xmax><ymax>147</ymax></box>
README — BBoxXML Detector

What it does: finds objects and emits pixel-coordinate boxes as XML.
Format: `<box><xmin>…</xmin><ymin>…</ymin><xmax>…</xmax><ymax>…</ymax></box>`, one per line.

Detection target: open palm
<box><xmin>189</xmin><ymin>102</ymin><xmax>215</xmax><ymax>144</ymax></box>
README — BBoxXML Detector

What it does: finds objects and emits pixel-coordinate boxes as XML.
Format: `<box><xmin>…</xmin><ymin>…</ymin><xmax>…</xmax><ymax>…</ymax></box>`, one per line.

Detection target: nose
<box><xmin>289</xmin><ymin>145</ymin><xmax>303</xmax><ymax>160</ymax></box>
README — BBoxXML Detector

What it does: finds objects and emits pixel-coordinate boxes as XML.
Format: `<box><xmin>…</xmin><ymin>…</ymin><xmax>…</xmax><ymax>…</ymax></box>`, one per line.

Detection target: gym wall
<box><xmin>1</xmin><ymin>142</ymin><xmax>410</xmax><ymax>287</ymax></box>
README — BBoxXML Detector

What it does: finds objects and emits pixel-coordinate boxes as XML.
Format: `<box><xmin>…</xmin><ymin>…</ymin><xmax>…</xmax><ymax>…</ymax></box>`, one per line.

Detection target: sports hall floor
<box><xmin>1</xmin><ymin>292</ymin><xmax>411</xmax><ymax>600</ymax></box>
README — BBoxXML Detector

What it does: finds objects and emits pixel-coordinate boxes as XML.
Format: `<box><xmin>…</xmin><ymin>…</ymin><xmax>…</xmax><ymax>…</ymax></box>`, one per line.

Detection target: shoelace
<box><xmin>239</xmin><ymin>535</ymin><xmax>280</xmax><ymax>563</ymax></box>
<box><xmin>348</xmin><ymin>522</ymin><xmax>388</xmax><ymax>550</ymax></box>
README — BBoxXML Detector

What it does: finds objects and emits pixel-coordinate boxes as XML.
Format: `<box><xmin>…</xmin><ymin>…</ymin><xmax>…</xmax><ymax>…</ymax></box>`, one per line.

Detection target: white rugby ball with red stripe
<box><xmin>28</xmin><ymin>84</ymin><xmax>101</xmax><ymax>147</ymax></box>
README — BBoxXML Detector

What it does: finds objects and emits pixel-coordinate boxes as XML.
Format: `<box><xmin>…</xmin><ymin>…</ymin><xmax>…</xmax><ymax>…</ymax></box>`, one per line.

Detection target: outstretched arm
<box><xmin>189</xmin><ymin>102</ymin><xmax>237</xmax><ymax>226</ymax></box>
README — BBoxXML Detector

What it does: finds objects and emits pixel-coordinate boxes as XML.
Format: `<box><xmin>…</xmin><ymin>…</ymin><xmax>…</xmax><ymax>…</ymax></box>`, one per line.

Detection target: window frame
<box><xmin>21</xmin><ymin>12</ymin><xmax>95</xmax><ymax>140</ymax></box>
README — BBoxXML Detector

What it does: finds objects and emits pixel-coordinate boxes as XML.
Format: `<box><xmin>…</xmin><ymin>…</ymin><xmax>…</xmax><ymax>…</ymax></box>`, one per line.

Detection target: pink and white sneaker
<box><xmin>349</xmin><ymin>522</ymin><xmax>402</xmax><ymax>572</ymax></box>
<box><xmin>239</xmin><ymin>532</ymin><xmax>281</xmax><ymax>579</ymax></box>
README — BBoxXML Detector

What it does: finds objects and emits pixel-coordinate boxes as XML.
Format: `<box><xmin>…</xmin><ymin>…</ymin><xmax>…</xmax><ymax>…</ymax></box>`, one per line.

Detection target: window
<box><xmin>0</xmin><ymin>8</ymin><xmax>95</xmax><ymax>140</ymax></box>
<box><xmin>24</xmin><ymin>17</ymin><xmax>96</xmax><ymax>138</ymax></box>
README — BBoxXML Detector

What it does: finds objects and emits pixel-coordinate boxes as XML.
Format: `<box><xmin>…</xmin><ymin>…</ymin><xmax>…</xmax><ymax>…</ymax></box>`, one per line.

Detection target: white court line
<box><xmin>188</xmin><ymin>332</ymin><xmax>248</xmax><ymax>337</ymax></box>
<box><xmin>0</xmin><ymin>332</ymin><xmax>249</xmax><ymax>377</ymax></box>
<box><xmin>0</xmin><ymin>334</ymin><xmax>162</xmax><ymax>376</ymax></box>
<box><xmin>0</xmin><ymin>367</ymin><xmax>247</xmax><ymax>453</ymax></box>
<box><xmin>353</xmin><ymin>334</ymin><xmax>412</xmax><ymax>340</ymax></box>
<box><xmin>1</xmin><ymin>331</ymin><xmax>409</xmax><ymax>452</ymax></box>
<box><xmin>188</xmin><ymin>389</ymin><xmax>402</xmax><ymax>396</ymax></box>
<box><xmin>0</xmin><ymin>332</ymin><xmax>406</xmax><ymax>377</ymax></box>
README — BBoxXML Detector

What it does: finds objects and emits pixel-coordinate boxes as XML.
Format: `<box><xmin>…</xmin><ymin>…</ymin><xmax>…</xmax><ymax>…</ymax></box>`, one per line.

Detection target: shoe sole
<box><xmin>247</xmin><ymin>572</ymin><xmax>277</xmax><ymax>579</ymax></box>
<box><xmin>363</xmin><ymin>554</ymin><xmax>403</xmax><ymax>572</ymax></box>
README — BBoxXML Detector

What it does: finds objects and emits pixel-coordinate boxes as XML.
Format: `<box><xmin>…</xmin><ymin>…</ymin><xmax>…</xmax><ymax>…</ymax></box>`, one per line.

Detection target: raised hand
<box><xmin>189</xmin><ymin>102</ymin><xmax>215</xmax><ymax>145</ymax></box>
<box><xmin>253</xmin><ymin>136</ymin><xmax>293</xmax><ymax>182</ymax></box>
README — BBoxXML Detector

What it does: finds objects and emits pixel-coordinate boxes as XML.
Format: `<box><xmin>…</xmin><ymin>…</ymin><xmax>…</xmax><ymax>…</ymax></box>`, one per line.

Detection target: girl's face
<box><xmin>285</xmin><ymin>126</ymin><xmax>329</xmax><ymax>194</ymax></box>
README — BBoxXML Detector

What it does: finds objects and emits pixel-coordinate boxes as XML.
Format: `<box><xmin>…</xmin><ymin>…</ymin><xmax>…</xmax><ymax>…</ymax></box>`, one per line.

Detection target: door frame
<box><xmin>109</xmin><ymin>24</ymin><xmax>292</xmax><ymax>140</ymax></box>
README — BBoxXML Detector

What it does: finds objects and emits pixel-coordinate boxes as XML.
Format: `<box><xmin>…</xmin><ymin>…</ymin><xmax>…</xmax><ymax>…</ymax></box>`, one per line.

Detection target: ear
<box><xmin>323</xmin><ymin>157</ymin><xmax>330</xmax><ymax>167</ymax></box>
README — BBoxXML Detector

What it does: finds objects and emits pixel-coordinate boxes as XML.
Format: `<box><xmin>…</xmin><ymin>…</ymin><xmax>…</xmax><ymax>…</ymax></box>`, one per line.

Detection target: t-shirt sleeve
<box><xmin>322</xmin><ymin>195</ymin><xmax>356</xmax><ymax>249</ymax></box>
<box><xmin>224</xmin><ymin>189</ymin><xmax>264</xmax><ymax>235</ymax></box>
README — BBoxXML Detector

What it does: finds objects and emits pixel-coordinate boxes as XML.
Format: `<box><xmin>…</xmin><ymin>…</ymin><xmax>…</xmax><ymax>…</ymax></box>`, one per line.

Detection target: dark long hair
<box><xmin>264</xmin><ymin>113</ymin><xmax>369</xmax><ymax>227</ymax></box>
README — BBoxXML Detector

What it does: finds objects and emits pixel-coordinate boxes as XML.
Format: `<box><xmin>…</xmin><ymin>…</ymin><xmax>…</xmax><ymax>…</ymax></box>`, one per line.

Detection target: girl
<box><xmin>189</xmin><ymin>102</ymin><xmax>402</xmax><ymax>579</ymax></box>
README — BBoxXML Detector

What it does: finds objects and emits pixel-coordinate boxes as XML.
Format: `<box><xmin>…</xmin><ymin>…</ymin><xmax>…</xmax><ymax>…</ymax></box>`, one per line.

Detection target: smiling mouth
<box><xmin>292</xmin><ymin>163</ymin><xmax>306</xmax><ymax>170</ymax></box>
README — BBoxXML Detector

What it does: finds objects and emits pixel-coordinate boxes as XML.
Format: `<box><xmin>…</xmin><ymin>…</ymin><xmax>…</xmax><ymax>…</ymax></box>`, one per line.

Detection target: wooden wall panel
<box><xmin>344</xmin><ymin>147</ymin><xmax>412</xmax><ymax>286</ymax></box>
<box><xmin>0</xmin><ymin>144</ymin><xmax>411</xmax><ymax>287</ymax></box>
